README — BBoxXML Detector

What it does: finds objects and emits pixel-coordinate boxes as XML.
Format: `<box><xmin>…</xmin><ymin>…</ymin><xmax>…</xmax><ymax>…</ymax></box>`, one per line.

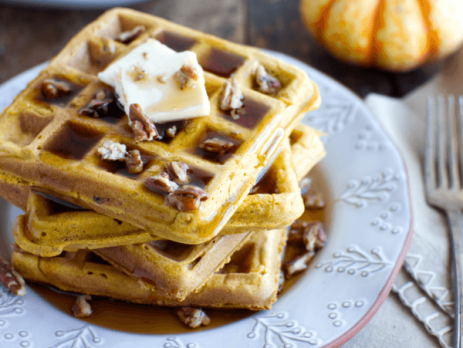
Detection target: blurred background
<box><xmin>0</xmin><ymin>0</ymin><xmax>450</xmax><ymax>98</ymax></box>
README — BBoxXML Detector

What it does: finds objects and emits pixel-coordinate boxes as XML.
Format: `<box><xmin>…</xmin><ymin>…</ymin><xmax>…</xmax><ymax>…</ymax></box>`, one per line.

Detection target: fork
<box><xmin>425</xmin><ymin>95</ymin><xmax>463</xmax><ymax>347</ymax></box>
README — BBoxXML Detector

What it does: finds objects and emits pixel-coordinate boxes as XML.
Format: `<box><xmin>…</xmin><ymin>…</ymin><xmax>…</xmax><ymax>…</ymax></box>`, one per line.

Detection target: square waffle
<box><xmin>11</xmin><ymin>125</ymin><xmax>324</xmax><ymax>257</ymax></box>
<box><xmin>12</xmin><ymin>228</ymin><xmax>286</xmax><ymax>310</ymax></box>
<box><xmin>0</xmin><ymin>8</ymin><xmax>320</xmax><ymax>244</ymax></box>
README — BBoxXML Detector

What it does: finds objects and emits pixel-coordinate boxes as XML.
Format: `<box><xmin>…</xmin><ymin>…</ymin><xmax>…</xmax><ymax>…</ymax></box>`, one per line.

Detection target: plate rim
<box><xmin>0</xmin><ymin>52</ymin><xmax>414</xmax><ymax>347</ymax></box>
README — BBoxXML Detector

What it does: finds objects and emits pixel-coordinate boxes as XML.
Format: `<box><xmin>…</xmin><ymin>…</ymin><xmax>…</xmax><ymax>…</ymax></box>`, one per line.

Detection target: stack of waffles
<box><xmin>0</xmin><ymin>8</ymin><xmax>325</xmax><ymax>314</ymax></box>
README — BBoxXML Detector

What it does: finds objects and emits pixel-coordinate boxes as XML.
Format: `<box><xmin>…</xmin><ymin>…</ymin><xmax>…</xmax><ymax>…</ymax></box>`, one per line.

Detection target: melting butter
<box><xmin>98</xmin><ymin>39</ymin><xmax>210</xmax><ymax>123</ymax></box>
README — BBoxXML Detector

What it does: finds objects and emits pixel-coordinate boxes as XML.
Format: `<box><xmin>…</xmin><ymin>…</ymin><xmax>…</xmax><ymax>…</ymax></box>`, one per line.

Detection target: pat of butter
<box><xmin>98</xmin><ymin>39</ymin><xmax>210</xmax><ymax>123</ymax></box>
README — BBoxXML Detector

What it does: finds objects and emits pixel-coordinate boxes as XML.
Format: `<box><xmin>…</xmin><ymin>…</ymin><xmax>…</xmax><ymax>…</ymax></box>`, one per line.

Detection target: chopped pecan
<box><xmin>283</xmin><ymin>252</ymin><xmax>314</xmax><ymax>278</ymax></box>
<box><xmin>79</xmin><ymin>89</ymin><xmax>117</xmax><ymax>118</ymax></box>
<box><xmin>230</xmin><ymin>107</ymin><xmax>245</xmax><ymax>120</ymax></box>
<box><xmin>176</xmin><ymin>307</ymin><xmax>211</xmax><ymax>329</ymax></box>
<box><xmin>41</xmin><ymin>79</ymin><xmax>72</xmax><ymax>99</ymax></box>
<box><xmin>288</xmin><ymin>220</ymin><xmax>326</xmax><ymax>251</ymax></box>
<box><xmin>199</xmin><ymin>138</ymin><xmax>234</xmax><ymax>156</ymax></box>
<box><xmin>72</xmin><ymin>295</ymin><xmax>92</xmax><ymax>318</ymax></box>
<box><xmin>254</xmin><ymin>64</ymin><xmax>281</xmax><ymax>95</ymax></box>
<box><xmin>220</xmin><ymin>79</ymin><xmax>244</xmax><ymax>112</ymax></box>
<box><xmin>131</xmin><ymin>66</ymin><xmax>147</xmax><ymax>82</ymax></box>
<box><xmin>0</xmin><ymin>256</ymin><xmax>26</xmax><ymax>297</ymax></box>
<box><xmin>98</xmin><ymin>140</ymin><xmax>127</xmax><ymax>161</ymax></box>
<box><xmin>175</xmin><ymin>65</ymin><xmax>198</xmax><ymax>89</ymax></box>
<box><xmin>145</xmin><ymin>172</ymin><xmax>179</xmax><ymax>194</ymax></box>
<box><xmin>302</xmin><ymin>222</ymin><xmax>326</xmax><ymax>251</ymax></box>
<box><xmin>166</xmin><ymin>185</ymin><xmax>208</xmax><ymax>211</ymax></box>
<box><xmin>125</xmin><ymin>150</ymin><xmax>143</xmax><ymax>174</ymax></box>
<box><xmin>302</xmin><ymin>191</ymin><xmax>325</xmax><ymax>210</ymax></box>
<box><xmin>165</xmin><ymin>161</ymin><xmax>191</xmax><ymax>184</ymax></box>
<box><xmin>115</xmin><ymin>25</ymin><xmax>146</xmax><ymax>44</ymax></box>
<box><xmin>166</xmin><ymin>126</ymin><xmax>177</xmax><ymax>138</ymax></box>
<box><xmin>129</xmin><ymin>104</ymin><xmax>159</xmax><ymax>142</ymax></box>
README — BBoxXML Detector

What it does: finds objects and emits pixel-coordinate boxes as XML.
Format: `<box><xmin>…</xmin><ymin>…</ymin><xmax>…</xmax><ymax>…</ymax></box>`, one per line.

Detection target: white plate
<box><xmin>0</xmin><ymin>0</ymin><xmax>149</xmax><ymax>9</ymax></box>
<box><xmin>0</xmin><ymin>53</ymin><xmax>413</xmax><ymax>348</ymax></box>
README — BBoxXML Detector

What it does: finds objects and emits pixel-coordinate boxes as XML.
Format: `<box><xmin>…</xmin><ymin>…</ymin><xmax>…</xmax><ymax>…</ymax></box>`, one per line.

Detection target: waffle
<box><xmin>0</xmin><ymin>8</ymin><xmax>320</xmax><ymax>244</ymax></box>
<box><xmin>12</xmin><ymin>228</ymin><xmax>286</xmax><ymax>310</ymax></box>
<box><xmin>11</xmin><ymin>124</ymin><xmax>324</xmax><ymax>257</ymax></box>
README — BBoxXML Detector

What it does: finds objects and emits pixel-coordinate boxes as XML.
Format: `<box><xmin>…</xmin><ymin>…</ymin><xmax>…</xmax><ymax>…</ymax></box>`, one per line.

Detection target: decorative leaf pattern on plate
<box><xmin>164</xmin><ymin>337</ymin><xmax>197</xmax><ymax>348</ymax></box>
<box><xmin>0</xmin><ymin>285</ymin><xmax>24</xmax><ymax>315</ymax></box>
<box><xmin>316</xmin><ymin>247</ymin><xmax>390</xmax><ymax>277</ymax></box>
<box><xmin>340</xmin><ymin>169</ymin><xmax>404</xmax><ymax>208</ymax></box>
<box><xmin>50</xmin><ymin>325</ymin><xmax>101</xmax><ymax>348</ymax></box>
<box><xmin>247</xmin><ymin>312</ymin><xmax>321</xmax><ymax>347</ymax></box>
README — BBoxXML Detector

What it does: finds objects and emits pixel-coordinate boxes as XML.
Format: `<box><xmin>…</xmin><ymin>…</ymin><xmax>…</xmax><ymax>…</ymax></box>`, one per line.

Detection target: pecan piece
<box><xmin>145</xmin><ymin>172</ymin><xmax>179</xmax><ymax>194</ymax></box>
<box><xmin>220</xmin><ymin>79</ymin><xmax>244</xmax><ymax>111</ymax></box>
<box><xmin>166</xmin><ymin>126</ymin><xmax>177</xmax><ymax>138</ymax></box>
<box><xmin>254</xmin><ymin>64</ymin><xmax>281</xmax><ymax>95</ymax></box>
<box><xmin>199</xmin><ymin>138</ymin><xmax>234</xmax><ymax>156</ymax></box>
<box><xmin>176</xmin><ymin>307</ymin><xmax>211</xmax><ymax>329</ymax></box>
<box><xmin>115</xmin><ymin>25</ymin><xmax>146</xmax><ymax>44</ymax></box>
<box><xmin>0</xmin><ymin>257</ymin><xmax>26</xmax><ymax>297</ymax></box>
<box><xmin>302</xmin><ymin>222</ymin><xmax>326</xmax><ymax>252</ymax></box>
<box><xmin>98</xmin><ymin>140</ymin><xmax>127</xmax><ymax>161</ymax></box>
<box><xmin>165</xmin><ymin>161</ymin><xmax>190</xmax><ymax>184</ymax></box>
<box><xmin>41</xmin><ymin>79</ymin><xmax>72</xmax><ymax>99</ymax></box>
<box><xmin>72</xmin><ymin>295</ymin><xmax>92</xmax><ymax>318</ymax></box>
<box><xmin>175</xmin><ymin>65</ymin><xmax>198</xmax><ymax>89</ymax></box>
<box><xmin>79</xmin><ymin>89</ymin><xmax>116</xmax><ymax>118</ymax></box>
<box><xmin>125</xmin><ymin>150</ymin><xmax>143</xmax><ymax>174</ymax></box>
<box><xmin>283</xmin><ymin>252</ymin><xmax>314</xmax><ymax>278</ymax></box>
<box><xmin>302</xmin><ymin>191</ymin><xmax>325</xmax><ymax>210</ymax></box>
<box><xmin>166</xmin><ymin>185</ymin><xmax>208</xmax><ymax>211</ymax></box>
<box><xmin>288</xmin><ymin>220</ymin><xmax>326</xmax><ymax>251</ymax></box>
<box><xmin>129</xmin><ymin>104</ymin><xmax>159</xmax><ymax>142</ymax></box>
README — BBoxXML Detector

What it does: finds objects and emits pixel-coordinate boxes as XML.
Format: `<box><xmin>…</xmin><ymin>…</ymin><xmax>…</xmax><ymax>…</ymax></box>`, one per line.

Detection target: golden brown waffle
<box><xmin>11</xmin><ymin>125</ymin><xmax>324</xmax><ymax>256</ymax></box>
<box><xmin>0</xmin><ymin>8</ymin><xmax>320</xmax><ymax>244</ymax></box>
<box><xmin>12</xmin><ymin>228</ymin><xmax>286</xmax><ymax>310</ymax></box>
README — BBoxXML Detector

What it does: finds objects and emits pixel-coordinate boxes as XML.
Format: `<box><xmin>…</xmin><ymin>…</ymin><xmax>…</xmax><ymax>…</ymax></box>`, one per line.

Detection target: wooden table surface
<box><xmin>0</xmin><ymin>0</ymin><xmax>449</xmax><ymax>98</ymax></box>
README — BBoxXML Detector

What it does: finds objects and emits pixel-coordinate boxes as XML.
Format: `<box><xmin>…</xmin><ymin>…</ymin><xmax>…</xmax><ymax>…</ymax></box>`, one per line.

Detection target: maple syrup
<box><xmin>191</xmin><ymin>131</ymin><xmax>241</xmax><ymax>164</ymax></box>
<box><xmin>155</xmin><ymin>120</ymin><xmax>186</xmax><ymax>144</ymax></box>
<box><xmin>250</xmin><ymin>166</ymin><xmax>278</xmax><ymax>195</ymax></box>
<box><xmin>220</xmin><ymin>97</ymin><xmax>269</xmax><ymax>129</ymax></box>
<box><xmin>155</xmin><ymin>31</ymin><xmax>197</xmax><ymax>52</ymax></box>
<box><xmin>200</xmin><ymin>48</ymin><xmax>246</xmax><ymax>77</ymax></box>
<box><xmin>30</xmin><ymin>167</ymin><xmax>330</xmax><ymax>335</ymax></box>
<box><xmin>79</xmin><ymin>88</ymin><xmax>126</xmax><ymax>125</ymax></box>
<box><xmin>42</xmin><ymin>122</ymin><xmax>103</xmax><ymax>160</ymax></box>
<box><xmin>35</xmin><ymin>76</ymin><xmax>86</xmax><ymax>108</ymax></box>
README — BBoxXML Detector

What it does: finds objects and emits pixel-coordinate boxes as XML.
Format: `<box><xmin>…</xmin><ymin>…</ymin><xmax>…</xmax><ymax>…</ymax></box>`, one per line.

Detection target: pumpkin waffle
<box><xmin>12</xmin><ymin>228</ymin><xmax>286</xmax><ymax>310</ymax></box>
<box><xmin>0</xmin><ymin>8</ymin><xmax>320</xmax><ymax>244</ymax></box>
<box><xmin>11</xmin><ymin>124</ymin><xmax>324</xmax><ymax>257</ymax></box>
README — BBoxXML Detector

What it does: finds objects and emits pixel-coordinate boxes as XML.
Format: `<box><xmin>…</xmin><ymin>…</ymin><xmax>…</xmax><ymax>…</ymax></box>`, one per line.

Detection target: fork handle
<box><xmin>447</xmin><ymin>209</ymin><xmax>463</xmax><ymax>347</ymax></box>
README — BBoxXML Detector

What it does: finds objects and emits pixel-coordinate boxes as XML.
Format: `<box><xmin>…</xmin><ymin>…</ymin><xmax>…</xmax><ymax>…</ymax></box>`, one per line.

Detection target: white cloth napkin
<box><xmin>341</xmin><ymin>48</ymin><xmax>463</xmax><ymax>348</ymax></box>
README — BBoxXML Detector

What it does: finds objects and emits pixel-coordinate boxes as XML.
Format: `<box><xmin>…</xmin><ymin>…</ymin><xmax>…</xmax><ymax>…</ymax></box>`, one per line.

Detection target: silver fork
<box><xmin>425</xmin><ymin>95</ymin><xmax>463</xmax><ymax>347</ymax></box>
